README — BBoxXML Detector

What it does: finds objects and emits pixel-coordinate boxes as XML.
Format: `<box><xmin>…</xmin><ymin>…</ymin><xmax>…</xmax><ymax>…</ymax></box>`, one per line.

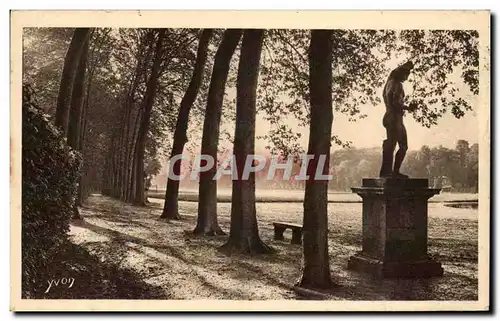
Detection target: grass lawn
<box><xmin>45</xmin><ymin>194</ymin><xmax>479</xmax><ymax>300</ymax></box>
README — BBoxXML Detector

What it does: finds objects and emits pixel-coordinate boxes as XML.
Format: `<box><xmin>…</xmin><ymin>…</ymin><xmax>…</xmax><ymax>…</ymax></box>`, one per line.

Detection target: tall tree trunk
<box><xmin>296</xmin><ymin>30</ymin><xmax>335</xmax><ymax>289</ymax></box>
<box><xmin>133</xmin><ymin>30</ymin><xmax>165</xmax><ymax>206</ymax></box>
<box><xmin>77</xmin><ymin>52</ymin><xmax>94</xmax><ymax>203</ymax></box>
<box><xmin>219</xmin><ymin>29</ymin><xmax>272</xmax><ymax>254</ymax></box>
<box><xmin>105</xmin><ymin>140</ymin><xmax>116</xmax><ymax>196</ymax></box>
<box><xmin>67</xmin><ymin>37</ymin><xmax>90</xmax><ymax>149</ymax></box>
<box><xmin>129</xmin><ymin>151</ymin><xmax>138</xmax><ymax>202</ymax></box>
<box><xmin>126</xmin><ymin>108</ymin><xmax>142</xmax><ymax>202</ymax></box>
<box><xmin>161</xmin><ymin>29</ymin><xmax>214</xmax><ymax>219</ymax></box>
<box><xmin>78</xmin><ymin>29</ymin><xmax>107</xmax><ymax>201</ymax></box>
<box><xmin>102</xmin><ymin>153</ymin><xmax>110</xmax><ymax>196</ymax></box>
<box><xmin>121</xmin><ymin>107</ymin><xmax>133</xmax><ymax>201</ymax></box>
<box><xmin>122</xmin><ymin>32</ymin><xmax>155</xmax><ymax>202</ymax></box>
<box><xmin>119</xmin><ymin>79</ymin><xmax>139</xmax><ymax>200</ymax></box>
<box><xmin>121</xmin><ymin>55</ymin><xmax>147</xmax><ymax>200</ymax></box>
<box><xmin>110</xmin><ymin>143</ymin><xmax>118</xmax><ymax>197</ymax></box>
<box><xmin>120</xmin><ymin>106</ymin><xmax>132</xmax><ymax>200</ymax></box>
<box><xmin>112</xmin><ymin>144</ymin><xmax>121</xmax><ymax>198</ymax></box>
<box><xmin>76</xmin><ymin>92</ymin><xmax>89</xmax><ymax>203</ymax></box>
<box><xmin>66</xmin><ymin>36</ymin><xmax>90</xmax><ymax>219</ymax></box>
<box><xmin>79</xmin><ymin>86</ymin><xmax>90</xmax><ymax>151</ymax></box>
<box><xmin>194</xmin><ymin>29</ymin><xmax>242</xmax><ymax>235</ymax></box>
<box><xmin>55</xmin><ymin>28</ymin><xmax>90</xmax><ymax>135</ymax></box>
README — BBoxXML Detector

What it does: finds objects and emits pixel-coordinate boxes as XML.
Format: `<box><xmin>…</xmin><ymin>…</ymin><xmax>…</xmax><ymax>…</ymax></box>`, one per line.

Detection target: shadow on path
<box><xmin>24</xmin><ymin>240</ymin><xmax>168</xmax><ymax>299</ymax></box>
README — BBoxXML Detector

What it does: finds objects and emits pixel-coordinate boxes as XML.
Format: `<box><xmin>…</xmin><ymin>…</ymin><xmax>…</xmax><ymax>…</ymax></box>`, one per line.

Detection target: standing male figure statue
<box><xmin>379</xmin><ymin>61</ymin><xmax>419</xmax><ymax>178</ymax></box>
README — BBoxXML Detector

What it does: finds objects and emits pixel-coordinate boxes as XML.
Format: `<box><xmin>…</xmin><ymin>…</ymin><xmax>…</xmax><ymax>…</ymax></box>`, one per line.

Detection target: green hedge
<box><xmin>22</xmin><ymin>85</ymin><xmax>82</xmax><ymax>298</ymax></box>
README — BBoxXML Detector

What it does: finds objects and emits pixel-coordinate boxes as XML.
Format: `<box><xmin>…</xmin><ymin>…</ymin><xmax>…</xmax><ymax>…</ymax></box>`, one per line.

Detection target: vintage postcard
<box><xmin>10</xmin><ymin>10</ymin><xmax>490</xmax><ymax>311</ymax></box>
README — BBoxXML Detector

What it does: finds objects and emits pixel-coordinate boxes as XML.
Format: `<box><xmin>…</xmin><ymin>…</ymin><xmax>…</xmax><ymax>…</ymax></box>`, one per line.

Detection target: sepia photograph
<box><xmin>10</xmin><ymin>10</ymin><xmax>490</xmax><ymax>311</ymax></box>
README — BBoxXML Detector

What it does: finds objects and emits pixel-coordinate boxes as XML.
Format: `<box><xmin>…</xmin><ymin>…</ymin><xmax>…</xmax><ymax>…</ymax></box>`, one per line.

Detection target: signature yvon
<box><xmin>45</xmin><ymin>277</ymin><xmax>75</xmax><ymax>293</ymax></box>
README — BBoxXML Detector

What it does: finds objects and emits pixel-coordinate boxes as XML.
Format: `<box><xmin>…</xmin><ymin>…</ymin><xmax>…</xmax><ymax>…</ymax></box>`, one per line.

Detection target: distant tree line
<box><xmin>328</xmin><ymin>140</ymin><xmax>478</xmax><ymax>192</ymax></box>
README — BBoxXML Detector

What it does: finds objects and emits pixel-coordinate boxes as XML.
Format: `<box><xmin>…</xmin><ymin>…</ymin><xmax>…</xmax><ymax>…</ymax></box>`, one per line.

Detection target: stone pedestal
<box><xmin>347</xmin><ymin>178</ymin><xmax>444</xmax><ymax>278</ymax></box>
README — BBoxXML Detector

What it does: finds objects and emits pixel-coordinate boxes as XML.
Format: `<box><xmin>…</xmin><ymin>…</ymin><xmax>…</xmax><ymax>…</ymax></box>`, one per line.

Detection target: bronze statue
<box><xmin>379</xmin><ymin>61</ymin><xmax>418</xmax><ymax>178</ymax></box>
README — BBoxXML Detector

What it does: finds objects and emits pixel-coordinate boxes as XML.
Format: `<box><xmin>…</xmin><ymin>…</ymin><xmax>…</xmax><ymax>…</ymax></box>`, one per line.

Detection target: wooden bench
<box><xmin>273</xmin><ymin>222</ymin><xmax>303</xmax><ymax>245</ymax></box>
